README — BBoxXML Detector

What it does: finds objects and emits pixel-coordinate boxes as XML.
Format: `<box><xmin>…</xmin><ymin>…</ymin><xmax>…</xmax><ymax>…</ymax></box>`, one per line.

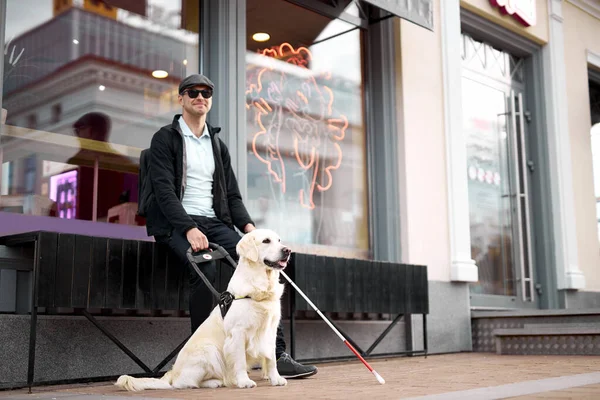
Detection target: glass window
<box><xmin>1</xmin><ymin>0</ymin><xmax>199</xmax><ymax>235</ymax></box>
<box><xmin>245</xmin><ymin>0</ymin><xmax>368</xmax><ymax>258</ymax></box>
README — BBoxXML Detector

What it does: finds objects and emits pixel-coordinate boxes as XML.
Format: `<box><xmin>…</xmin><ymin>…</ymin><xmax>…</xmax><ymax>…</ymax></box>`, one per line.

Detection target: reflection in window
<box><xmin>51</xmin><ymin>104</ymin><xmax>62</xmax><ymax>124</ymax></box>
<box><xmin>463</xmin><ymin>77</ymin><xmax>516</xmax><ymax>297</ymax></box>
<box><xmin>245</xmin><ymin>0</ymin><xmax>368</xmax><ymax>257</ymax></box>
<box><xmin>0</xmin><ymin>0</ymin><xmax>199</xmax><ymax>227</ymax></box>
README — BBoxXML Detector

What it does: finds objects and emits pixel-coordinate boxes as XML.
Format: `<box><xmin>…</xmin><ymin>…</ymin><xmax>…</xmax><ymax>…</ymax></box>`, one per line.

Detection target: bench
<box><xmin>286</xmin><ymin>252</ymin><xmax>428</xmax><ymax>362</ymax></box>
<box><xmin>0</xmin><ymin>230</ymin><xmax>428</xmax><ymax>389</ymax></box>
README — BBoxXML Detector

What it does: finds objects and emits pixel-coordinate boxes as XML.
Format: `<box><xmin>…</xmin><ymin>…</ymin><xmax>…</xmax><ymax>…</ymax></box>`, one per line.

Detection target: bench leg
<box><xmin>27</xmin><ymin>305</ymin><xmax>37</xmax><ymax>393</ymax></box>
<box><xmin>327</xmin><ymin>317</ymin><xmax>366</xmax><ymax>356</ymax></box>
<box><xmin>153</xmin><ymin>334</ymin><xmax>191</xmax><ymax>374</ymax></box>
<box><xmin>404</xmin><ymin>313</ymin><xmax>413</xmax><ymax>356</ymax></box>
<box><xmin>28</xmin><ymin>240</ymin><xmax>41</xmax><ymax>393</ymax></box>
<box><xmin>81</xmin><ymin>310</ymin><xmax>152</xmax><ymax>373</ymax></box>
<box><xmin>423</xmin><ymin>314</ymin><xmax>428</xmax><ymax>358</ymax></box>
<box><xmin>365</xmin><ymin>313</ymin><xmax>404</xmax><ymax>356</ymax></box>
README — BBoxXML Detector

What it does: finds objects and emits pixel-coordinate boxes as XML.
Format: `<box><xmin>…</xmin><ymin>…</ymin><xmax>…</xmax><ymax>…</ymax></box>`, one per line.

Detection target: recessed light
<box><xmin>72</xmin><ymin>39</ymin><xmax>79</xmax><ymax>44</ymax></box>
<box><xmin>152</xmin><ymin>70</ymin><xmax>169</xmax><ymax>78</ymax></box>
<box><xmin>98</xmin><ymin>85</ymin><xmax>106</xmax><ymax>91</ymax></box>
<box><xmin>252</xmin><ymin>32</ymin><xmax>270</xmax><ymax>42</ymax></box>
<box><xmin>183</xmin><ymin>59</ymin><xmax>188</xmax><ymax>66</ymax></box>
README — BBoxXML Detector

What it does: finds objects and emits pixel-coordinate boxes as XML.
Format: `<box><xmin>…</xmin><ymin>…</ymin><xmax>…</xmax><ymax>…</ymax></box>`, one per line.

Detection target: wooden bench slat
<box><xmin>152</xmin><ymin>243</ymin><xmax>168</xmax><ymax>310</ymax></box>
<box><xmin>164</xmin><ymin>247</ymin><xmax>182</xmax><ymax>310</ymax></box>
<box><xmin>89</xmin><ymin>237</ymin><xmax>108</xmax><ymax>308</ymax></box>
<box><xmin>72</xmin><ymin>235</ymin><xmax>93</xmax><ymax>308</ymax></box>
<box><xmin>136</xmin><ymin>241</ymin><xmax>154</xmax><ymax>310</ymax></box>
<box><xmin>106</xmin><ymin>239</ymin><xmax>123</xmax><ymax>309</ymax></box>
<box><xmin>55</xmin><ymin>234</ymin><xmax>75</xmax><ymax>307</ymax></box>
<box><xmin>121</xmin><ymin>240</ymin><xmax>138</xmax><ymax>309</ymax></box>
<box><xmin>36</xmin><ymin>232</ymin><xmax>58</xmax><ymax>307</ymax></box>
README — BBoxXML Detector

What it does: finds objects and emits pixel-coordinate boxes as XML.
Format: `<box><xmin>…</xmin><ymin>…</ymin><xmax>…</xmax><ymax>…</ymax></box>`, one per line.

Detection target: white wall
<box><xmin>396</xmin><ymin>0</ymin><xmax>451</xmax><ymax>281</ymax></box>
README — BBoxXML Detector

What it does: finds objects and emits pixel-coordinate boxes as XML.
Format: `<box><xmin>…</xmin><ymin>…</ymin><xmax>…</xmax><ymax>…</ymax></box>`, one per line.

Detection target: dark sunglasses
<box><xmin>183</xmin><ymin>88</ymin><xmax>213</xmax><ymax>99</ymax></box>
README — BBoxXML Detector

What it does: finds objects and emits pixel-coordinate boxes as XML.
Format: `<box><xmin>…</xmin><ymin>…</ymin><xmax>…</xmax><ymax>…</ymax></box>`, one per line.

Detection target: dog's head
<box><xmin>236</xmin><ymin>229</ymin><xmax>291</xmax><ymax>270</ymax></box>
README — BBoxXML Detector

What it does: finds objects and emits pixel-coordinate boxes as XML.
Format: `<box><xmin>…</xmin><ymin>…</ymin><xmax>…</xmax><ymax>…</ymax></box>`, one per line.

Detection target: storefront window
<box><xmin>245</xmin><ymin>0</ymin><xmax>368</xmax><ymax>257</ymax></box>
<box><xmin>1</xmin><ymin>0</ymin><xmax>199</xmax><ymax>236</ymax></box>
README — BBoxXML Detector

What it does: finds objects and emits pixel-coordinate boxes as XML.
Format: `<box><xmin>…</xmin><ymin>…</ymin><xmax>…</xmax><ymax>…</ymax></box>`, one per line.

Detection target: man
<box><xmin>143</xmin><ymin>73</ymin><xmax>317</xmax><ymax>379</ymax></box>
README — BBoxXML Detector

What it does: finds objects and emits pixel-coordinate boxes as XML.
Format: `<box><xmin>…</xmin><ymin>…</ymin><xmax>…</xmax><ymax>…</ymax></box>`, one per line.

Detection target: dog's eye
<box><xmin>262</xmin><ymin>238</ymin><xmax>271</xmax><ymax>244</ymax></box>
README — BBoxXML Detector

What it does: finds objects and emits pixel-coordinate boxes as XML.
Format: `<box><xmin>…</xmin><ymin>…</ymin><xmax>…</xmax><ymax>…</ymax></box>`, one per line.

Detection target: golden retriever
<box><xmin>115</xmin><ymin>228</ymin><xmax>290</xmax><ymax>390</ymax></box>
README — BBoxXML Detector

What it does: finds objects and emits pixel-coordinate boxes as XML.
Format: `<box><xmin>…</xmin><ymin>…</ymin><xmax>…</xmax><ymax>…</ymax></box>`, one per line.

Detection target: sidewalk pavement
<box><xmin>1</xmin><ymin>353</ymin><xmax>600</xmax><ymax>400</ymax></box>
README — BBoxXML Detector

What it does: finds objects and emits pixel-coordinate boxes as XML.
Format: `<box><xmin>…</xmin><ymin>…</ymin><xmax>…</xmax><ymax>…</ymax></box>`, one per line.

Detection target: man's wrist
<box><xmin>243</xmin><ymin>223</ymin><xmax>256</xmax><ymax>233</ymax></box>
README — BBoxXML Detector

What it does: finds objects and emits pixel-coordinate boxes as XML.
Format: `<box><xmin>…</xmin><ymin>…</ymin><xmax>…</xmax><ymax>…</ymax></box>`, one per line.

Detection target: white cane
<box><xmin>280</xmin><ymin>271</ymin><xmax>386</xmax><ymax>385</ymax></box>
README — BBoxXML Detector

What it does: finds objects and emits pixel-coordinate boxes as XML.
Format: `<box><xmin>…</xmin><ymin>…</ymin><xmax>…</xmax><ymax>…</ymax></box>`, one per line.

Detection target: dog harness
<box><xmin>219</xmin><ymin>291</ymin><xmax>251</xmax><ymax>319</ymax></box>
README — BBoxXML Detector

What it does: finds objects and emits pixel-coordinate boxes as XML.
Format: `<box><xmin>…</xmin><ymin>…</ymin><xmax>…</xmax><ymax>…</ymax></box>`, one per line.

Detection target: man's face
<box><xmin>178</xmin><ymin>85</ymin><xmax>213</xmax><ymax>117</ymax></box>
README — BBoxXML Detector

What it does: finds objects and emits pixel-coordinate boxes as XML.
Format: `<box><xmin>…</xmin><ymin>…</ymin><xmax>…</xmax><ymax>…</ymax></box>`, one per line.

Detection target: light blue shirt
<box><xmin>179</xmin><ymin>116</ymin><xmax>216</xmax><ymax>218</ymax></box>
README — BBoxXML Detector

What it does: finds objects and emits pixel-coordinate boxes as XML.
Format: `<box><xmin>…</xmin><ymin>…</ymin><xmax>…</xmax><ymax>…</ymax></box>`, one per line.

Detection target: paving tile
<box><xmin>1</xmin><ymin>354</ymin><xmax>600</xmax><ymax>400</ymax></box>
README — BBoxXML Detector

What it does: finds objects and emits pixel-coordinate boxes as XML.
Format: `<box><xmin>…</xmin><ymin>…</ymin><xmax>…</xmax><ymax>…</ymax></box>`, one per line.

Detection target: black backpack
<box><xmin>137</xmin><ymin>149</ymin><xmax>153</xmax><ymax>217</ymax></box>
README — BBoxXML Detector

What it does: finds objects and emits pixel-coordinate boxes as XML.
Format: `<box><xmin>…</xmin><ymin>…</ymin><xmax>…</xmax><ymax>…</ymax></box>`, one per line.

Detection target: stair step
<box><xmin>494</xmin><ymin>326</ymin><xmax>600</xmax><ymax>336</ymax></box>
<box><xmin>524</xmin><ymin>322</ymin><xmax>600</xmax><ymax>330</ymax></box>
<box><xmin>492</xmin><ymin>327</ymin><xmax>600</xmax><ymax>355</ymax></box>
<box><xmin>472</xmin><ymin>308</ymin><xmax>600</xmax><ymax>353</ymax></box>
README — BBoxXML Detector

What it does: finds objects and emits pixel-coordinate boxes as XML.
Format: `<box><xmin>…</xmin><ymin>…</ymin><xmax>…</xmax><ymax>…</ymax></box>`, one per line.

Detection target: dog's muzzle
<box><xmin>265</xmin><ymin>247</ymin><xmax>291</xmax><ymax>270</ymax></box>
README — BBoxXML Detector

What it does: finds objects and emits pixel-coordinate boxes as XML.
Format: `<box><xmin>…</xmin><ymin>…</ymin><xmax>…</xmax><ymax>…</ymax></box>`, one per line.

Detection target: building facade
<box><xmin>1</xmin><ymin>0</ymin><xmax>600</xmax><ymax>373</ymax></box>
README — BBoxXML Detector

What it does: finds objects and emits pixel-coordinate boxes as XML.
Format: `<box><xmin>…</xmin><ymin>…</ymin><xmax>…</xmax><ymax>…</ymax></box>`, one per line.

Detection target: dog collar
<box><xmin>219</xmin><ymin>291</ymin><xmax>251</xmax><ymax>319</ymax></box>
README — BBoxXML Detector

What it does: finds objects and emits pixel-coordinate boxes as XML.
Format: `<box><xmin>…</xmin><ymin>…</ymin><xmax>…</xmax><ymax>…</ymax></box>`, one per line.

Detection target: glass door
<box><xmin>461</xmin><ymin>34</ymin><xmax>536</xmax><ymax>308</ymax></box>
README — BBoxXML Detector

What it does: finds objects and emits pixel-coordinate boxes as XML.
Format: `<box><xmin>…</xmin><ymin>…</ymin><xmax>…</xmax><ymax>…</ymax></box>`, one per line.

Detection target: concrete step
<box><xmin>492</xmin><ymin>323</ymin><xmax>600</xmax><ymax>355</ymax></box>
<box><xmin>472</xmin><ymin>309</ymin><xmax>600</xmax><ymax>353</ymax></box>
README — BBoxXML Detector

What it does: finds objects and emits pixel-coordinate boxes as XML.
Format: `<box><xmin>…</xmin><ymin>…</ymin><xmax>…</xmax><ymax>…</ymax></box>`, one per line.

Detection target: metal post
<box><xmin>404</xmin><ymin>313</ymin><xmax>413</xmax><ymax>355</ymax></box>
<box><xmin>92</xmin><ymin>157</ymin><xmax>98</xmax><ymax>221</ymax></box>
<box><xmin>27</xmin><ymin>237</ymin><xmax>40</xmax><ymax>392</ymax></box>
<box><xmin>0</xmin><ymin>0</ymin><xmax>8</xmax><ymax>192</ymax></box>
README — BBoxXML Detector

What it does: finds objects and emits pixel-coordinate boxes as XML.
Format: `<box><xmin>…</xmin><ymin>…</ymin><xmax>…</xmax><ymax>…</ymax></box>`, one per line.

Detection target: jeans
<box><xmin>156</xmin><ymin>215</ymin><xmax>287</xmax><ymax>358</ymax></box>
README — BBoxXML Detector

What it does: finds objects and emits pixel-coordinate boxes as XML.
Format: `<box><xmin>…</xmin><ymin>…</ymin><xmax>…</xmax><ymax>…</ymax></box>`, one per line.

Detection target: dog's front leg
<box><xmin>265</xmin><ymin>353</ymin><xmax>287</xmax><ymax>386</ymax></box>
<box><xmin>224</xmin><ymin>331</ymin><xmax>256</xmax><ymax>389</ymax></box>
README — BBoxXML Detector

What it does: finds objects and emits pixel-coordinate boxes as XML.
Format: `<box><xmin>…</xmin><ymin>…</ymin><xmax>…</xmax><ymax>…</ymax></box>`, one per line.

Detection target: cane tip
<box><xmin>373</xmin><ymin>371</ymin><xmax>385</xmax><ymax>384</ymax></box>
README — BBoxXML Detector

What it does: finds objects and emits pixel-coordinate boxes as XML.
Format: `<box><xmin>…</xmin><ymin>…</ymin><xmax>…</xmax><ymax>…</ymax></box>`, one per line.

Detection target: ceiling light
<box><xmin>252</xmin><ymin>32</ymin><xmax>270</xmax><ymax>42</ymax></box>
<box><xmin>152</xmin><ymin>70</ymin><xmax>169</xmax><ymax>78</ymax></box>
<box><xmin>72</xmin><ymin>39</ymin><xmax>79</xmax><ymax>44</ymax></box>
<box><xmin>98</xmin><ymin>85</ymin><xmax>105</xmax><ymax>91</ymax></box>
<box><xmin>183</xmin><ymin>59</ymin><xmax>188</xmax><ymax>66</ymax></box>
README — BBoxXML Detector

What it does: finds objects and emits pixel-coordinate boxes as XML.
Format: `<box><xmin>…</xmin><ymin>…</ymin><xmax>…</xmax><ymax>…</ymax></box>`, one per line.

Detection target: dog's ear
<box><xmin>237</xmin><ymin>234</ymin><xmax>259</xmax><ymax>263</ymax></box>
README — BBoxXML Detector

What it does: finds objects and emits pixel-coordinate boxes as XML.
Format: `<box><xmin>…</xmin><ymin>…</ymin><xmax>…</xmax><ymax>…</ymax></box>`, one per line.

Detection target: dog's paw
<box><xmin>200</xmin><ymin>379</ymin><xmax>223</xmax><ymax>389</ymax></box>
<box><xmin>269</xmin><ymin>375</ymin><xmax>287</xmax><ymax>386</ymax></box>
<box><xmin>236</xmin><ymin>378</ymin><xmax>257</xmax><ymax>389</ymax></box>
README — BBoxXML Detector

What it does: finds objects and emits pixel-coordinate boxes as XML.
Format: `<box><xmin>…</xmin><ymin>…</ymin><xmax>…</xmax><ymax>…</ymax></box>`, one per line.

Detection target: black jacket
<box><xmin>144</xmin><ymin>114</ymin><xmax>254</xmax><ymax>238</ymax></box>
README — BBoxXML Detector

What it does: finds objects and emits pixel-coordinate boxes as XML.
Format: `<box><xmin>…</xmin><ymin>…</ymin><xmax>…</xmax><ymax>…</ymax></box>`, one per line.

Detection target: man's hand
<box><xmin>244</xmin><ymin>223</ymin><xmax>256</xmax><ymax>233</ymax></box>
<box><xmin>186</xmin><ymin>227</ymin><xmax>208</xmax><ymax>252</ymax></box>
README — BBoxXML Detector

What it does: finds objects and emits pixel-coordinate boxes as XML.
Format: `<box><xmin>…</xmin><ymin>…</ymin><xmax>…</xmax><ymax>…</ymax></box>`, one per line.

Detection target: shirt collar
<box><xmin>178</xmin><ymin>116</ymin><xmax>209</xmax><ymax>139</ymax></box>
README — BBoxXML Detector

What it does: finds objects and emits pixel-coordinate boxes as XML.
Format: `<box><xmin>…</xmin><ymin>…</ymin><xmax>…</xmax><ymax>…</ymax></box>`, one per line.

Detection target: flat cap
<box><xmin>178</xmin><ymin>74</ymin><xmax>215</xmax><ymax>94</ymax></box>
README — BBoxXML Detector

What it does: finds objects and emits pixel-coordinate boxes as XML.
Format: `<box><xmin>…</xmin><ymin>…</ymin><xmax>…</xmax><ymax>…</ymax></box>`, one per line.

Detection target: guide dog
<box><xmin>115</xmin><ymin>228</ymin><xmax>290</xmax><ymax>390</ymax></box>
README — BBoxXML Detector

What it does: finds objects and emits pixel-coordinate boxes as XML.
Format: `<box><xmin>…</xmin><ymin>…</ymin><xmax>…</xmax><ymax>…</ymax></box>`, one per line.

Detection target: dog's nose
<box><xmin>283</xmin><ymin>247</ymin><xmax>291</xmax><ymax>255</ymax></box>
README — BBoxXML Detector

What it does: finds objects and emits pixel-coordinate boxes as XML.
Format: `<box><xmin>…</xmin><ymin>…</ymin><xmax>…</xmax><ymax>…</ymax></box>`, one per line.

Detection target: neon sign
<box><xmin>246</xmin><ymin>43</ymin><xmax>348</xmax><ymax>210</ymax></box>
<box><xmin>490</xmin><ymin>0</ymin><xmax>536</xmax><ymax>27</ymax></box>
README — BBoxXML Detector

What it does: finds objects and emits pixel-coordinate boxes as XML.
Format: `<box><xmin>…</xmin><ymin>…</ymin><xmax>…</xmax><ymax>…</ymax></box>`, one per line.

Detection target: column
<box><xmin>542</xmin><ymin>0</ymin><xmax>585</xmax><ymax>289</ymax></box>
<box><xmin>200</xmin><ymin>0</ymin><xmax>248</xmax><ymax>196</ymax></box>
<box><xmin>440</xmin><ymin>0</ymin><xmax>478</xmax><ymax>282</ymax></box>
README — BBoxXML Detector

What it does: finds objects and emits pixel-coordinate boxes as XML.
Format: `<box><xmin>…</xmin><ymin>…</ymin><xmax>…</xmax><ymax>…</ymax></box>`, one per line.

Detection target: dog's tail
<box><xmin>115</xmin><ymin>371</ymin><xmax>173</xmax><ymax>392</ymax></box>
